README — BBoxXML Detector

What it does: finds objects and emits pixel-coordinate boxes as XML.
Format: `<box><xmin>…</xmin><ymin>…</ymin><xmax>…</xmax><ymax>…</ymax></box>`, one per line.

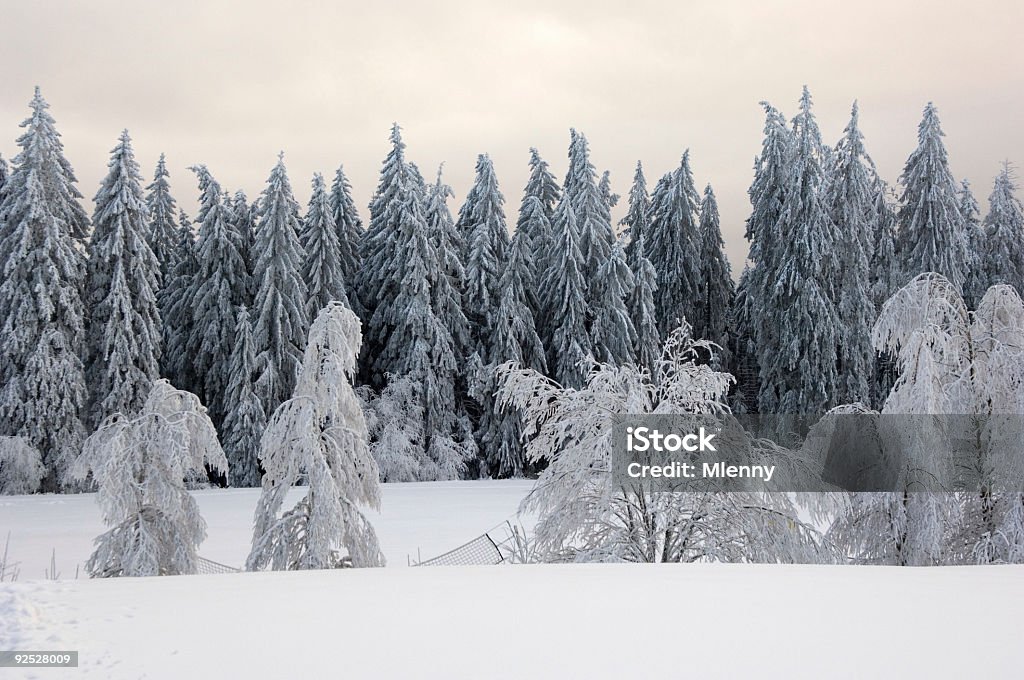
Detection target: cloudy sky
<box><xmin>1</xmin><ymin>0</ymin><xmax>1021</xmax><ymax>268</ymax></box>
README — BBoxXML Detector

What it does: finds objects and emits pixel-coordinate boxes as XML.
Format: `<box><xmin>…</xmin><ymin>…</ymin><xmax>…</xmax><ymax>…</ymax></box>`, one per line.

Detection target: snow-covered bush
<box><xmin>497</xmin><ymin>325</ymin><xmax>832</xmax><ymax>564</ymax></box>
<box><xmin>247</xmin><ymin>302</ymin><xmax>384</xmax><ymax>570</ymax></box>
<box><xmin>70</xmin><ymin>380</ymin><xmax>228</xmax><ymax>577</ymax></box>
<box><xmin>0</xmin><ymin>437</ymin><xmax>46</xmax><ymax>495</ymax></box>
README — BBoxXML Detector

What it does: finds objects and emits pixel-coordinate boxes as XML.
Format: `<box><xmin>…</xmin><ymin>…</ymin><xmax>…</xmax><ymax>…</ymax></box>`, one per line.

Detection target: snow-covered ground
<box><xmin>3</xmin><ymin>482</ymin><xmax>1024</xmax><ymax>679</ymax></box>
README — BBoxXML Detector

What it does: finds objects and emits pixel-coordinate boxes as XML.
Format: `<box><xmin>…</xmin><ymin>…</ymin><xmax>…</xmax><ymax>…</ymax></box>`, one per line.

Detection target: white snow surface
<box><xmin>2</xmin><ymin>481</ymin><xmax>1024</xmax><ymax>679</ymax></box>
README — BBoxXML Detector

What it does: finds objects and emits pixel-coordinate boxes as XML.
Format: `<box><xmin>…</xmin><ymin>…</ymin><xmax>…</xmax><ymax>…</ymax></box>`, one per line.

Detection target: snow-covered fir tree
<box><xmin>329</xmin><ymin>164</ymin><xmax>363</xmax><ymax>307</ymax></box>
<box><xmin>71</xmin><ymin>380</ymin><xmax>228</xmax><ymax>576</ymax></box>
<box><xmin>228</xmin><ymin>189</ymin><xmax>257</xmax><ymax>308</ymax></box>
<box><xmin>221</xmin><ymin>306</ymin><xmax>265</xmax><ymax>488</ymax></box>
<box><xmin>186</xmin><ymin>166</ymin><xmax>249</xmax><ymax>426</ymax></box>
<box><xmin>869</xmin><ymin>181</ymin><xmax>902</xmax><ymax>311</ymax></box>
<box><xmin>897</xmin><ymin>102</ymin><xmax>971</xmax><ymax>292</ymax></box>
<box><xmin>625</xmin><ymin>233</ymin><xmax>661</xmax><ymax>371</ymax></box>
<box><xmin>476</xmin><ymin>219</ymin><xmax>547</xmax><ymax>477</ymax></box>
<box><xmin>590</xmin><ymin>244</ymin><xmax>637</xmax><ymax>366</ymax></box>
<box><xmin>982</xmin><ymin>164</ymin><xmax>1024</xmax><ymax>296</ymax></box>
<box><xmin>621</xmin><ymin>161</ymin><xmax>650</xmax><ymax>257</ymax></box>
<box><xmin>497</xmin><ymin>327</ymin><xmax>831</xmax><ymax>563</ymax></box>
<box><xmin>694</xmin><ymin>184</ymin><xmax>734</xmax><ymax>361</ymax></box>
<box><xmin>757</xmin><ymin>87</ymin><xmax>841</xmax><ymax>416</ymax></box>
<box><xmin>159</xmin><ymin>211</ymin><xmax>198</xmax><ymax>390</ymax></box>
<box><xmin>357</xmin><ymin>124</ymin><xmax>411</xmax><ymax>383</ymax></box>
<box><xmin>252</xmin><ymin>153</ymin><xmax>309</xmax><ymax>417</ymax></box>
<box><xmin>301</xmin><ymin>172</ymin><xmax>349</xmax><ymax>319</ymax></box>
<box><xmin>0</xmin><ymin>88</ymin><xmax>88</xmax><ymax>491</ymax></box>
<box><xmin>959</xmin><ymin>179</ymin><xmax>987</xmax><ymax>308</ymax></box>
<box><xmin>541</xmin><ymin>199</ymin><xmax>593</xmax><ymax>387</ymax></box>
<box><xmin>826</xmin><ymin>103</ymin><xmax>878</xmax><ymax>404</ymax></box>
<box><xmin>145</xmin><ymin>153</ymin><xmax>180</xmax><ymax>287</ymax></box>
<box><xmin>366</xmin><ymin>159</ymin><xmax>474</xmax><ymax>480</ymax></box>
<box><xmin>516</xmin><ymin>149</ymin><xmax>560</xmax><ymax>313</ymax></box>
<box><xmin>461</xmin><ymin>154</ymin><xmax>510</xmax><ymax>360</ymax></box>
<box><xmin>646</xmin><ymin>152</ymin><xmax>702</xmax><ymax>337</ymax></box>
<box><xmin>561</xmin><ymin>130</ymin><xmax>615</xmax><ymax>309</ymax></box>
<box><xmin>248</xmin><ymin>303</ymin><xmax>384</xmax><ymax>570</ymax></box>
<box><xmin>84</xmin><ymin>130</ymin><xmax>162</xmax><ymax>426</ymax></box>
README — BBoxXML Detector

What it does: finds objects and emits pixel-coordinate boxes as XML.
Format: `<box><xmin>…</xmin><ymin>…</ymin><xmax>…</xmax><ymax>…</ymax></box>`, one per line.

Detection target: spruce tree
<box><xmin>591</xmin><ymin>244</ymin><xmax>637</xmax><ymax>366</ymax></box>
<box><xmin>869</xmin><ymin>181</ymin><xmax>901</xmax><ymax>310</ymax></box>
<box><xmin>827</xmin><ymin>103</ymin><xmax>877</xmax><ymax>404</ymax></box>
<box><xmin>186</xmin><ymin>165</ymin><xmax>249</xmax><ymax>426</ymax></box>
<box><xmin>301</xmin><ymin>172</ymin><xmax>349</xmax><ymax>319</ymax></box>
<box><xmin>562</xmin><ymin>130</ymin><xmax>614</xmax><ymax>307</ymax></box>
<box><xmin>329</xmin><ymin>165</ymin><xmax>363</xmax><ymax>306</ymax></box>
<box><xmin>145</xmin><ymin>154</ymin><xmax>179</xmax><ymax>287</ymax></box>
<box><xmin>0</xmin><ymin>88</ymin><xmax>87</xmax><ymax>491</ymax></box>
<box><xmin>758</xmin><ymin>87</ymin><xmax>841</xmax><ymax>415</ymax></box>
<box><xmin>229</xmin><ymin>190</ymin><xmax>257</xmax><ymax>308</ymax></box>
<box><xmin>959</xmin><ymin>179</ymin><xmax>987</xmax><ymax>308</ymax></box>
<box><xmin>982</xmin><ymin>164</ymin><xmax>1024</xmax><ymax>296</ymax></box>
<box><xmin>621</xmin><ymin>161</ymin><xmax>650</xmax><ymax>257</ymax></box>
<box><xmin>479</xmin><ymin>223</ymin><xmax>547</xmax><ymax>477</ymax></box>
<box><xmin>357</xmin><ymin>125</ymin><xmax>409</xmax><ymax>382</ymax></box>
<box><xmin>252</xmin><ymin>153</ymin><xmax>310</xmax><ymax>417</ymax></box>
<box><xmin>222</xmin><ymin>306</ymin><xmax>265</xmax><ymax>487</ymax></box>
<box><xmin>542</xmin><ymin>199</ymin><xmax>592</xmax><ymax>387</ymax></box>
<box><xmin>84</xmin><ymin>130</ymin><xmax>162</xmax><ymax>426</ymax></box>
<box><xmin>694</xmin><ymin>185</ymin><xmax>734</xmax><ymax>360</ymax></box>
<box><xmin>159</xmin><ymin>211</ymin><xmax>198</xmax><ymax>389</ymax></box>
<box><xmin>646</xmin><ymin>152</ymin><xmax>702</xmax><ymax>337</ymax></box>
<box><xmin>461</xmin><ymin>154</ymin><xmax>510</xmax><ymax>360</ymax></box>
<box><xmin>517</xmin><ymin>149</ymin><xmax>559</xmax><ymax>312</ymax></box>
<box><xmin>897</xmin><ymin>102</ymin><xmax>971</xmax><ymax>292</ymax></box>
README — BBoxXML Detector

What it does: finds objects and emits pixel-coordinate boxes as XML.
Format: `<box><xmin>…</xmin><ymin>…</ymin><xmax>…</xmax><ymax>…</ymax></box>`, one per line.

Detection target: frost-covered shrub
<box><xmin>497</xmin><ymin>325</ymin><xmax>832</xmax><ymax>564</ymax></box>
<box><xmin>247</xmin><ymin>302</ymin><xmax>384</xmax><ymax>570</ymax></box>
<box><xmin>71</xmin><ymin>380</ymin><xmax>228</xmax><ymax>577</ymax></box>
<box><xmin>0</xmin><ymin>437</ymin><xmax>46</xmax><ymax>495</ymax></box>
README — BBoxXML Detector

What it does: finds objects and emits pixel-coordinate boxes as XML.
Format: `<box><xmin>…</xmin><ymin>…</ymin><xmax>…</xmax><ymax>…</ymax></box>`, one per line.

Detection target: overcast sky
<box><xmin>1</xmin><ymin>0</ymin><xmax>1022</xmax><ymax>268</ymax></box>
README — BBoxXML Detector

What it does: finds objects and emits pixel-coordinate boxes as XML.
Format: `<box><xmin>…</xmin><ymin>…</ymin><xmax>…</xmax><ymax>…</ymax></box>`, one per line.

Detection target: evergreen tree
<box><xmin>0</xmin><ymin>88</ymin><xmax>88</xmax><ymax>490</ymax></box>
<box><xmin>646</xmin><ymin>152</ymin><xmax>702</xmax><ymax>337</ymax></box>
<box><xmin>222</xmin><ymin>306</ymin><xmax>265</xmax><ymax>488</ymax></box>
<box><xmin>621</xmin><ymin>161</ymin><xmax>650</xmax><ymax>257</ymax></box>
<box><xmin>186</xmin><ymin>166</ymin><xmax>248</xmax><ymax>426</ymax></box>
<box><xmin>301</xmin><ymin>172</ymin><xmax>349</xmax><ymax>319</ymax></box>
<box><xmin>827</xmin><ymin>103</ymin><xmax>878</xmax><ymax>404</ymax></box>
<box><xmin>425</xmin><ymin>167</ymin><xmax>472</xmax><ymax>364</ymax></box>
<box><xmin>229</xmin><ymin>190</ymin><xmax>256</xmax><ymax>307</ymax></box>
<box><xmin>562</xmin><ymin>130</ymin><xmax>614</xmax><ymax>306</ymax></box>
<box><xmin>329</xmin><ymin>165</ymin><xmax>363</xmax><ymax>306</ymax></box>
<box><xmin>959</xmin><ymin>179</ymin><xmax>987</xmax><ymax>308</ymax></box>
<box><xmin>479</xmin><ymin>222</ymin><xmax>547</xmax><ymax>477</ymax></box>
<box><xmin>84</xmin><ymin>130</ymin><xmax>162</xmax><ymax>426</ymax></box>
<box><xmin>758</xmin><ymin>87</ymin><xmax>841</xmax><ymax>415</ymax></box>
<box><xmin>982</xmin><ymin>164</ymin><xmax>1024</xmax><ymax>296</ymax></box>
<box><xmin>625</xmin><ymin>233</ymin><xmax>660</xmax><ymax>371</ymax></box>
<box><xmin>517</xmin><ymin>149</ymin><xmax>559</xmax><ymax>311</ymax></box>
<box><xmin>869</xmin><ymin>181</ymin><xmax>901</xmax><ymax>310</ymax></box>
<box><xmin>159</xmin><ymin>211</ymin><xmax>198</xmax><ymax>389</ymax></box>
<box><xmin>694</xmin><ymin>185</ymin><xmax>734</xmax><ymax>360</ymax></box>
<box><xmin>357</xmin><ymin>124</ymin><xmax>410</xmax><ymax>382</ymax></box>
<box><xmin>542</xmin><ymin>199</ymin><xmax>592</xmax><ymax>387</ymax></box>
<box><xmin>461</xmin><ymin>154</ymin><xmax>510</xmax><ymax>360</ymax></box>
<box><xmin>897</xmin><ymin>102</ymin><xmax>971</xmax><ymax>292</ymax></box>
<box><xmin>252</xmin><ymin>153</ymin><xmax>310</xmax><ymax>417</ymax></box>
<box><xmin>591</xmin><ymin>244</ymin><xmax>637</xmax><ymax>366</ymax></box>
<box><xmin>365</xmin><ymin>150</ymin><xmax>473</xmax><ymax>479</ymax></box>
<box><xmin>145</xmin><ymin>154</ymin><xmax>179</xmax><ymax>287</ymax></box>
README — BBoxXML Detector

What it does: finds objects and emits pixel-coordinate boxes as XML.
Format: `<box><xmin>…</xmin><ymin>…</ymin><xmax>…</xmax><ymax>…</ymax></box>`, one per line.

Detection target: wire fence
<box><xmin>195</xmin><ymin>556</ymin><xmax>242</xmax><ymax>575</ymax></box>
<box><xmin>411</xmin><ymin>521</ymin><xmax>530</xmax><ymax>567</ymax></box>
